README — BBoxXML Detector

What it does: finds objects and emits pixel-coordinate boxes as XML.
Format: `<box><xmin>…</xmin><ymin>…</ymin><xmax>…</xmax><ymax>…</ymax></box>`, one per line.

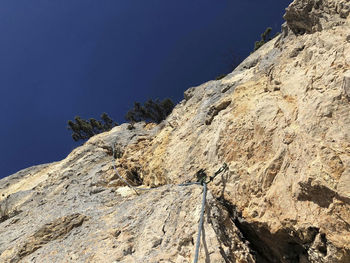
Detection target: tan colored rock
<box><xmin>4</xmin><ymin>214</ymin><xmax>87</xmax><ymax>263</ymax></box>
<box><xmin>1</xmin><ymin>0</ymin><xmax>350</xmax><ymax>262</ymax></box>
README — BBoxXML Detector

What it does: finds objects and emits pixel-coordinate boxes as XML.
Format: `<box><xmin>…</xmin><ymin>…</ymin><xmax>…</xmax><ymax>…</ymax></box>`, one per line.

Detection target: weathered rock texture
<box><xmin>1</xmin><ymin>0</ymin><xmax>350</xmax><ymax>262</ymax></box>
<box><xmin>284</xmin><ymin>0</ymin><xmax>350</xmax><ymax>34</ymax></box>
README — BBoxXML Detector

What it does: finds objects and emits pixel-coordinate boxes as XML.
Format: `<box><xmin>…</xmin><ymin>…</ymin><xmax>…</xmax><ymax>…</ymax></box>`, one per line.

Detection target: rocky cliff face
<box><xmin>1</xmin><ymin>0</ymin><xmax>350</xmax><ymax>262</ymax></box>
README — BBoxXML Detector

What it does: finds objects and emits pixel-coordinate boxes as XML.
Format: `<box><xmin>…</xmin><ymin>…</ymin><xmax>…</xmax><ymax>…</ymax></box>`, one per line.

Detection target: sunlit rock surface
<box><xmin>1</xmin><ymin>0</ymin><xmax>350</xmax><ymax>262</ymax></box>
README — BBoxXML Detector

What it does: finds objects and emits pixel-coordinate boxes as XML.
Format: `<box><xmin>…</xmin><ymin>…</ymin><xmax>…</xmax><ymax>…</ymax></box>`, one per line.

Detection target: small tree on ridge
<box><xmin>125</xmin><ymin>98</ymin><xmax>175</xmax><ymax>124</ymax></box>
<box><xmin>67</xmin><ymin>113</ymin><xmax>117</xmax><ymax>142</ymax></box>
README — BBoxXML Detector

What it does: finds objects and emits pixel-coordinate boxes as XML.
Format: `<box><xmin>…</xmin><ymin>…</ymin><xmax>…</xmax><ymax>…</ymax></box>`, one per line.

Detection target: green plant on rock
<box><xmin>254</xmin><ymin>27</ymin><xmax>272</xmax><ymax>51</ymax></box>
<box><xmin>67</xmin><ymin>113</ymin><xmax>118</xmax><ymax>142</ymax></box>
<box><xmin>67</xmin><ymin>98</ymin><xmax>175</xmax><ymax>140</ymax></box>
<box><xmin>125</xmin><ymin>98</ymin><xmax>175</xmax><ymax>124</ymax></box>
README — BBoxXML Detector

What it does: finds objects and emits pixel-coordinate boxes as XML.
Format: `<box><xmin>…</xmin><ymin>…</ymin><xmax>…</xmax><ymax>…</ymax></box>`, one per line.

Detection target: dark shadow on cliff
<box><xmin>201</xmin><ymin>221</ymin><xmax>211</xmax><ymax>263</ymax></box>
<box><xmin>220</xmin><ymin>171</ymin><xmax>229</xmax><ymax>200</ymax></box>
<box><xmin>205</xmin><ymin>201</ymin><xmax>237</xmax><ymax>263</ymax></box>
<box><xmin>218</xmin><ymin>197</ymin><xmax>324</xmax><ymax>263</ymax></box>
<box><xmin>212</xmin><ymin>169</ymin><xmax>319</xmax><ymax>262</ymax></box>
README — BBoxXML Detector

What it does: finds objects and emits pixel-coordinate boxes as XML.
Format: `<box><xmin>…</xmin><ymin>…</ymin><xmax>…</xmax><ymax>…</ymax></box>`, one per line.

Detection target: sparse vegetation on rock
<box><xmin>125</xmin><ymin>98</ymin><xmax>175</xmax><ymax>124</ymax></box>
<box><xmin>67</xmin><ymin>99</ymin><xmax>175</xmax><ymax>141</ymax></box>
<box><xmin>254</xmin><ymin>27</ymin><xmax>272</xmax><ymax>51</ymax></box>
<box><xmin>67</xmin><ymin>113</ymin><xmax>118</xmax><ymax>142</ymax></box>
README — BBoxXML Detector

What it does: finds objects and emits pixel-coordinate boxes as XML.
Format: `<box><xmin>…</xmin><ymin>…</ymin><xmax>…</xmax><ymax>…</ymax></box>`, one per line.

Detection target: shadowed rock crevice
<box><xmin>235</xmin><ymin>220</ymin><xmax>315</xmax><ymax>263</ymax></box>
<box><xmin>205</xmin><ymin>197</ymin><xmax>256</xmax><ymax>263</ymax></box>
<box><xmin>205</xmin><ymin>99</ymin><xmax>231</xmax><ymax>125</ymax></box>
<box><xmin>217</xmin><ymin>198</ymin><xmax>326</xmax><ymax>263</ymax></box>
<box><xmin>217</xmin><ymin>198</ymin><xmax>270</xmax><ymax>262</ymax></box>
<box><xmin>124</xmin><ymin>167</ymin><xmax>143</xmax><ymax>186</ymax></box>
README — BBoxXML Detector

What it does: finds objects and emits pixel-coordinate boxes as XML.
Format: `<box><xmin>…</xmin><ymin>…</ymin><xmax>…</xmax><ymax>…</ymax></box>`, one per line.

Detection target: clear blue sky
<box><xmin>1</xmin><ymin>0</ymin><xmax>292</xmax><ymax>178</ymax></box>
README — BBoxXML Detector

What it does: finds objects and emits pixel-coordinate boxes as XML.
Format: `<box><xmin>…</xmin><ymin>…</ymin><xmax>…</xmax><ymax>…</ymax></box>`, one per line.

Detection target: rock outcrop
<box><xmin>1</xmin><ymin>0</ymin><xmax>350</xmax><ymax>262</ymax></box>
<box><xmin>284</xmin><ymin>0</ymin><xmax>350</xmax><ymax>34</ymax></box>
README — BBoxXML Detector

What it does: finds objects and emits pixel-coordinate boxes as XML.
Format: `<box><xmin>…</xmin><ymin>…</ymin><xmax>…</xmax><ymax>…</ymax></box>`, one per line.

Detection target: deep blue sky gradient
<box><xmin>1</xmin><ymin>0</ymin><xmax>292</xmax><ymax>178</ymax></box>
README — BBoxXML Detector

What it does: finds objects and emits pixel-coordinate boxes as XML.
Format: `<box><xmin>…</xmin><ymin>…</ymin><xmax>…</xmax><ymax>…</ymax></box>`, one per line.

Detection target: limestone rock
<box><xmin>1</xmin><ymin>0</ymin><xmax>350</xmax><ymax>262</ymax></box>
<box><xmin>284</xmin><ymin>0</ymin><xmax>350</xmax><ymax>35</ymax></box>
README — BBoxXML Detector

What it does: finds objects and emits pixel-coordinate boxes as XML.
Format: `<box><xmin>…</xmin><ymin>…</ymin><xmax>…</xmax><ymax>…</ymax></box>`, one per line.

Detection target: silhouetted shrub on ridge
<box><xmin>254</xmin><ymin>27</ymin><xmax>272</xmax><ymax>51</ymax></box>
<box><xmin>125</xmin><ymin>98</ymin><xmax>175</xmax><ymax>124</ymax></box>
<box><xmin>67</xmin><ymin>113</ymin><xmax>117</xmax><ymax>142</ymax></box>
<box><xmin>67</xmin><ymin>98</ymin><xmax>175</xmax><ymax>141</ymax></box>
